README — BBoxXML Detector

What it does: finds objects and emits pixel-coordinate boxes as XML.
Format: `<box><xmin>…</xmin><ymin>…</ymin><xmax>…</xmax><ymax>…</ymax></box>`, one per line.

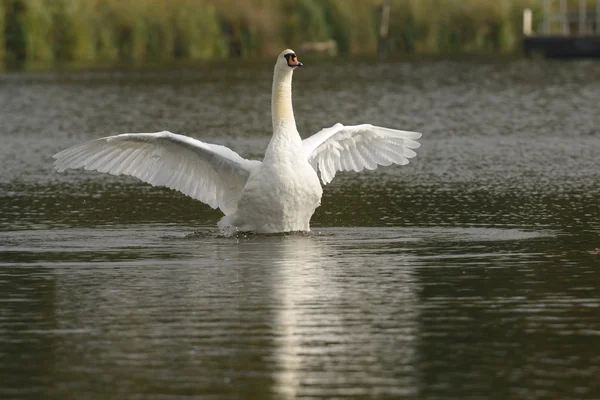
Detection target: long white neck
<box><xmin>271</xmin><ymin>68</ymin><xmax>297</xmax><ymax>134</ymax></box>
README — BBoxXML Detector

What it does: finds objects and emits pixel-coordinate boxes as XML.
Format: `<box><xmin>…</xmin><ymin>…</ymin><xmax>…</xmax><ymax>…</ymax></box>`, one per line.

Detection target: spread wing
<box><xmin>53</xmin><ymin>131</ymin><xmax>261</xmax><ymax>215</ymax></box>
<box><xmin>302</xmin><ymin>123</ymin><xmax>421</xmax><ymax>184</ymax></box>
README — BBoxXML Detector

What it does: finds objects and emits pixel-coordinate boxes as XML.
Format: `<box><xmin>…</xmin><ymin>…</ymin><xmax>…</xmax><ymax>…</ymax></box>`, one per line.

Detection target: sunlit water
<box><xmin>1</xmin><ymin>58</ymin><xmax>599</xmax><ymax>399</ymax></box>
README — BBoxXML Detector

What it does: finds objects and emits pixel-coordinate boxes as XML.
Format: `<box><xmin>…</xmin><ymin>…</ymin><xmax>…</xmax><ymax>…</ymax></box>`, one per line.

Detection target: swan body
<box><xmin>54</xmin><ymin>49</ymin><xmax>422</xmax><ymax>235</ymax></box>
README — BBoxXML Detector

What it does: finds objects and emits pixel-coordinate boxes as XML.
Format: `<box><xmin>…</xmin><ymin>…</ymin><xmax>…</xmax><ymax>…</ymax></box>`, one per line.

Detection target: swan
<box><xmin>53</xmin><ymin>49</ymin><xmax>422</xmax><ymax>235</ymax></box>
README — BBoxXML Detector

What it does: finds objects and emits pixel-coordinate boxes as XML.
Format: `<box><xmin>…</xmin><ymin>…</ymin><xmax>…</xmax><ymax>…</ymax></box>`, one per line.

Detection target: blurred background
<box><xmin>0</xmin><ymin>0</ymin><xmax>561</xmax><ymax>69</ymax></box>
<box><xmin>1</xmin><ymin>1</ymin><xmax>600</xmax><ymax>399</ymax></box>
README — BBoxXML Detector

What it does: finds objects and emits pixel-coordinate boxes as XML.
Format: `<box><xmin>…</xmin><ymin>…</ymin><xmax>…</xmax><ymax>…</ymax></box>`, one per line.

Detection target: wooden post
<box><xmin>560</xmin><ymin>0</ymin><xmax>568</xmax><ymax>34</ymax></box>
<box><xmin>596</xmin><ymin>0</ymin><xmax>600</xmax><ymax>34</ymax></box>
<box><xmin>543</xmin><ymin>0</ymin><xmax>551</xmax><ymax>34</ymax></box>
<box><xmin>579</xmin><ymin>0</ymin><xmax>586</xmax><ymax>35</ymax></box>
<box><xmin>523</xmin><ymin>9</ymin><xmax>533</xmax><ymax>36</ymax></box>
<box><xmin>378</xmin><ymin>0</ymin><xmax>391</xmax><ymax>56</ymax></box>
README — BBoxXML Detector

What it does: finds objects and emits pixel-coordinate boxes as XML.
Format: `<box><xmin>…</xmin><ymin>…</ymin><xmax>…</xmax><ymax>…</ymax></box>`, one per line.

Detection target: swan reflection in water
<box><xmin>48</xmin><ymin>232</ymin><xmax>419</xmax><ymax>397</ymax></box>
<box><xmin>234</xmin><ymin>234</ymin><xmax>421</xmax><ymax>397</ymax></box>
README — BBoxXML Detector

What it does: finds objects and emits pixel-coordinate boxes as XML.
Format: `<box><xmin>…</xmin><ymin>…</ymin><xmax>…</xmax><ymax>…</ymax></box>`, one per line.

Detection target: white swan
<box><xmin>53</xmin><ymin>49</ymin><xmax>422</xmax><ymax>235</ymax></box>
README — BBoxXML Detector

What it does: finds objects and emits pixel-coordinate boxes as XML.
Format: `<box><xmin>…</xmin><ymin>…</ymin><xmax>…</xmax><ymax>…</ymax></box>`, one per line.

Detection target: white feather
<box><xmin>53</xmin><ymin>49</ymin><xmax>422</xmax><ymax>234</ymax></box>
<box><xmin>53</xmin><ymin>131</ymin><xmax>261</xmax><ymax>215</ymax></box>
<box><xmin>302</xmin><ymin>123</ymin><xmax>422</xmax><ymax>184</ymax></box>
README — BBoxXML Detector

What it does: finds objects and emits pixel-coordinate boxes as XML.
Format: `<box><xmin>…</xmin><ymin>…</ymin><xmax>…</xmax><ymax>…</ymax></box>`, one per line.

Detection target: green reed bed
<box><xmin>0</xmin><ymin>2</ymin><xmax>4</xmax><ymax>64</ymax></box>
<box><xmin>2</xmin><ymin>0</ymin><xmax>225</xmax><ymax>68</ymax></box>
<box><xmin>2</xmin><ymin>0</ymin><xmax>580</xmax><ymax>69</ymax></box>
<box><xmin>388</xmin><ymin>0</ymin><xmax>544</xmax><ymax>54</ymax></box>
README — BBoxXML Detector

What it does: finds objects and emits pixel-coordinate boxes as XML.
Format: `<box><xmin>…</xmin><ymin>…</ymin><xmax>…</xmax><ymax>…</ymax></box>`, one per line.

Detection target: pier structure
<box><xmin>524</xmin><ymin>0</ymin><xmax>600</xmax><ymax>58</ymax></box>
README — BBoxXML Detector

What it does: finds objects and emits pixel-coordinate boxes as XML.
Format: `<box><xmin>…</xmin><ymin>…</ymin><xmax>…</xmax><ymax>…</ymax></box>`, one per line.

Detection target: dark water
<box><xmin>1</xmin><ymin>58</ymin><xmax>599</xmax><ymax>399</ymax></box>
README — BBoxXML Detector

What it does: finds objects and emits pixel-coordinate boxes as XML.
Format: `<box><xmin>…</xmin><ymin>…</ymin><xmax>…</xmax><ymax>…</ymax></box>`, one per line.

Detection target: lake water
<box><xmin>1</xmin><ymin>58</ymin><xmax>599</xmax><ymax>399</ymax></box>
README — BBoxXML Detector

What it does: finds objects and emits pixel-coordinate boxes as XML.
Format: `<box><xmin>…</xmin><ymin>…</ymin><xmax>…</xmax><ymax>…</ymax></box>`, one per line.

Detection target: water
<box><xmin>1</xmin><ymin>58</ymin><xmax>600</xmax><ymax>399</ymax></box>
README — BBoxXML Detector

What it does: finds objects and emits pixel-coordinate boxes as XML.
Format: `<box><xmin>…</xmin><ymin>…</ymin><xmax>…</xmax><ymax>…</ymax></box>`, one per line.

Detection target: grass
<box><xmin>3</xmin><ymin>0</ymin><xmax>592</xmax><ymax>69</ymax></box>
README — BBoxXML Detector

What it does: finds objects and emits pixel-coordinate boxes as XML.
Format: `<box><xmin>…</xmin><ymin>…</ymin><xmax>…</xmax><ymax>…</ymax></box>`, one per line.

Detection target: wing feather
<box><xmin>54</xmin><ymin>131</ymin><xmax>261</xmax><ymax>214</ymax></box>
<box><xmin>356</xmin><ymin>142</ymin><xmax>378</xmax><ymax>170</ymax></box>
<box><xmin>303</xmin><ymin>123</ymin><xmax>421</xmax><ymax>184</ymax></box>
<box><xmin>347</xmin><ymin>145</ymin><xmax>363</xmax><ymax>172</ymax></box>
<box><xmin>370</xmin><ymin>143</ymin><xmax>394</xmax><ymax>167</ymax></box>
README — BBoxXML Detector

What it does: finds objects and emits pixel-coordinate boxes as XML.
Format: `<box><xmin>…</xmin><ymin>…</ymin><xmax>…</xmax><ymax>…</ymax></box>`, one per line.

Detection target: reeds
<box><xmin>388</xmin><ymin>0</ymin><xmax>544</xmax><ymax>54</ymax></box>
<box><xmin>2</xmin><ymin>0</ymin><xmax>225</xmax><ymax>68</ymax></box>
<box><xmin>0</xmin><ymin>2</ymin><xmax>4</xmax><ymax>63</ymax></box>
<box><xmin>1</xmin><ymin>0</ymin><xmax>588</xmax><ymax>69</ymax></box>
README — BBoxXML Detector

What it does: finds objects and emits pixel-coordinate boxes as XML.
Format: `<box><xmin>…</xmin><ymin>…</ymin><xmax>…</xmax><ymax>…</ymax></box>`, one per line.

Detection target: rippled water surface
<box><xmin>1</xmin><ymin>58</ymin><xmax>599</xmax><ymax>399</ymax></box>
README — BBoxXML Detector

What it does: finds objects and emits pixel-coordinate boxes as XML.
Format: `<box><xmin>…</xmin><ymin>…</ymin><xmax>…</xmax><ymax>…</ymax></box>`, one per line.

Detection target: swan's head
<box><xmin>276</xmin><ymin>49</ymin><xmax>303</xmax><ymax>71</ymax></box>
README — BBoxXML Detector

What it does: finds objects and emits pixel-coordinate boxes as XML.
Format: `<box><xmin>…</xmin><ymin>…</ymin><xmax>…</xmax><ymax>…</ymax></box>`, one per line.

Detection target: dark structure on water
<box><xmin>523</xmin><ymin>0</ymin><xmax>600</xmax><ymax>58</ymax></box>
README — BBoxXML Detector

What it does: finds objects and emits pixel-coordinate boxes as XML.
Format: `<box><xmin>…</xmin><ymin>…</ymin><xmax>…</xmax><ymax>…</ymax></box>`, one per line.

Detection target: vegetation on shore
<box><xmin>0</xmin><ymin>0</ymin><xmax>588</xmax><ymax>69</ymax></box>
